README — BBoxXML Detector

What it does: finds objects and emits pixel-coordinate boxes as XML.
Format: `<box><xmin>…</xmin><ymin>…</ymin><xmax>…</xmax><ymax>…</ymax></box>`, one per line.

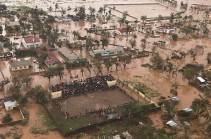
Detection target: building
<box><xmin>21</xmin><ymin>36</ymin><xmax>42</xmax><ymax>48</ymax></box>
<box><xmin>7</xmin><ymin>21</ymin><xmax>20</xmax><ymax>27</ymax></box>
<box><xmin>191</xmin><ymin>4</ymin><xmax>211</xmax><ymax>10</ymax></box>
<box><xmin>58</xmin><ymin>47</ymin><xmax>78</xmax><ymax>62</ymax></box>
<box><xmin>157</xmin><ymin>25</ymin><xmax>175</xmax><ymax>34</ymax></box>
<box><xmin>89</xmin><ymin>48</ymin><xmax>124</xmax><ymax>57</ymax></box>
<box><xmin>197</xmin><ymin>76</ymin><xmax>206</xmax><ymax>83</ymax></box>
<box><xmin>4</xmin><ymin>100</ymin><xmax>19</xmax><ymax>111</ymax></box>
<box><xmin>57</xmin><ymin>35</ymin><xmax>70</xmax><ymax>42</ymax></box>
<box><xmin>117</xmin><ymin>28</ymin><xmax>135</xmax><ymax>35</ymax></box>
<box><xmin>44</xmin><ymin>52</ymin><xmax>60</xmax><ymax>67</ymax></box>
<box><xmin>50</xmin><ymin>91</ymin><xmax>62</xmax><ymax>99</ymax></box>
<box><xmin>10</xmin><ymin>60</ymin><xmax>33</xmax><ymax>71</ymax></box>
<box><xmin>166</xmin><ymin>120</ymin><xmax>182</xmax><ymax>130</ymax></box>
<box><xmin>0</xmin><ymin>52</ymin><xmax>13</xmax><ymax>58</ymax></box>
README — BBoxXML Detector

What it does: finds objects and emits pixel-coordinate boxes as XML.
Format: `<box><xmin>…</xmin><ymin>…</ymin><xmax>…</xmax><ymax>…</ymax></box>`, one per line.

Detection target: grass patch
<box><xmin>30</xmin><ymin>126</ymin><xmax>48</xmax><ymax>135</ymax></box>
<box><xmin>135</xmin><ymin>83</ymin><xmax>161</xmax><ymax>98</ymax></box>
<box><xmin>38</xmin><ymin>107</ymin><xmax>57</xmax><ymax>131</ymax></box>
<box><xmin>141</xmin><ymin>63</ymin><xmax>152</xmax><ymax>68</ymax></box>
<box><xmin>47</xmin><ymin>103</ymin><xmax>107</xmax><ymax>136</ymax></box>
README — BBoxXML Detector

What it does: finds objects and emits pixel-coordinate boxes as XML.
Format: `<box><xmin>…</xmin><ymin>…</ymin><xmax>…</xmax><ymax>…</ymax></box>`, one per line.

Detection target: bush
<box><xmin>3</xmin><ymin>114</ymin><xmax>12</xmax><ymax>123</ymax></box>
<box><xmin>170</xmin><ymin>89</ymin><xmax>178</xmax><ymax>96</ymax></box>
<box><xmin>172</xmin><ymin>34</ymin><xmax>178</xmax><ymax>41</ymax></box>
<box><xmin>21</xmin><ymin>118</ymin><xmax>28</xmax><ymax>125</ymax></box>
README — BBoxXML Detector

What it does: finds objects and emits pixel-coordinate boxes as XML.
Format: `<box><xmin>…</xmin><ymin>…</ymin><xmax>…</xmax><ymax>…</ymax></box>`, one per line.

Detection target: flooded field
<box><xmin>109</xmin><ymin>3</ymin><xmax>177</xmax><ymax>19</ymax></box>
<box><xmin>0</xmin><ymin>0</ymin><xmax>211</xmax><ymax>138</ymax></box>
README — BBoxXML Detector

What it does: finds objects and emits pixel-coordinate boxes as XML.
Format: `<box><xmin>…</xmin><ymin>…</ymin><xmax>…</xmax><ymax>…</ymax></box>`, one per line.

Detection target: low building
<box><xmin>58</xmin><ymin>47</ymin><xmax>78</xmax><ymax>62</ymax></box>
<box><xmin>44</xmin><ymin>52</ymin><xmax>60</xmax><ymax>67</ymax></box>
<box><xmin>191</xmin><ymin>4</ymin><xmax>211</xmax><ymax>10</ymax></box>
<box><xmin>7</xmin><ymin>21</ymin><xmax>20</xmax><ymax>27</ymax></box>
<box><xmin>89</xmin><ymin>48</ymin><xmax>124</xmax><ymax>57</ymax></box>
<box><xmin>4</xmin><ymin>100</ymin><xmax>19</xmax><ymax>111</ymax></box>
<box><xmin>0</xmin><ymin>52</ymin><xmax>13</xmax><ymax>58</ymax></box>
<box><xmin>197</xmin><ymin>77</ymin><xmax>206</xmax><ymax>83</ymax></box>
<box><xmin>10</xmin><ymin>60</ymin><xmax>33</xmax><ymax>71</ymax></box>
<box><xmin>166</xmin><ymin>120</ymin><xmax>182</xmax><ymax>130</ymax></box>
<box><xmin>117</xmin><ymin>28</ymin><xmax>135</xmax><ymax>35</ymax></box>
<box><xmin>157</xmin><ymin>25</ymin><xmax>175</xmax><ymax>34</ymax></box>
<box><xmin>57</xmin><ymin>35</ymin><xmax>70</xmax><ymax>42</ymax></box>
<box><xmin>50</xmin><ymin>91</ymin><xmax>62</xmax><ymax>99</ymax></box>
<box><xmin>22</xmin><ymin>36</ymin><xmax>42</xmax><ymax>48</ymax></box>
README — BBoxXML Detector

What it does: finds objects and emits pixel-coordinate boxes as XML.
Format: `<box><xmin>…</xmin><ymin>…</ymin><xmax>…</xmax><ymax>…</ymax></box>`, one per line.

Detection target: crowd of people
<box><xmin>49</xmin><ymin>75</ymin><xmax>115</xmax><ymax>99</ymax></box>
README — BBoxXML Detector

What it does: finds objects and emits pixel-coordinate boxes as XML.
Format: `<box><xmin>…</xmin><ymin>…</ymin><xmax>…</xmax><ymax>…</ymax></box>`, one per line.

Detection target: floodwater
<box><xmin>1</xmin><ymin>0</ymin><xmax>211</xmax><ymax>138</ymax></box>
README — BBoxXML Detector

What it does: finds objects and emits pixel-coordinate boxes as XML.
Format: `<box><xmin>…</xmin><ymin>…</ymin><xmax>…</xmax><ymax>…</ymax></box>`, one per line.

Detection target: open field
<box><xmin>109</xmin><ymin>3</ymin><xmax>177</xmax><ymax>19</ymax></box>
<box><xmin>59</xmin><ymin>88</ymin><xmax>135</xmax><ymax>117</ymax></box>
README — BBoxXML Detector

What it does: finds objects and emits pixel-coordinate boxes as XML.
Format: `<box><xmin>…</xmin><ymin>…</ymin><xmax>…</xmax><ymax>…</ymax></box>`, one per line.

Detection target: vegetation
<box><xmin>3</xmin><ymin>114</ymin><xmax>12</xmax><ymax>123</ymax></box>
<box><xmin>150</xmin><ymin>53</ymin><xmax>164</xmax><ymax>70</ymax></box>
<box><xmin>26</xmin><ymin>86</ymin><xmax>48</xmax><ymax>104</ymax></box>
<box><xmin>180</xmin><ymin>64</ymin><xmax>203</xmax><ymax>82</ymax></box>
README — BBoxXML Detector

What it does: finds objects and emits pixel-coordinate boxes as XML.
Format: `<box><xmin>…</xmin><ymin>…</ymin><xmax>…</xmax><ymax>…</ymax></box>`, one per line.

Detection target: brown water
<box><xmin>1</xmin><ymin>0</ymin><xmax>211</xmax><ymax>138</ymax></box>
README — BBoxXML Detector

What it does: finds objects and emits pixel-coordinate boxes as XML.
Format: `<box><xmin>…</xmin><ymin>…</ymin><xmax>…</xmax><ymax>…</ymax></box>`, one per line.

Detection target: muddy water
<box><xmin>1</xmin><ymin>0</ymin><xmax>211</xmax><ymax>137</ymax></box>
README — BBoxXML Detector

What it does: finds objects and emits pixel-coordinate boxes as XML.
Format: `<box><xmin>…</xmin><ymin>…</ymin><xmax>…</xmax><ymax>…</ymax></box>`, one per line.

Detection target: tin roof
<box><xmin>10</xmin><ymin>60</ymin><xmax>33</xmax><ymax>68</ymax></box>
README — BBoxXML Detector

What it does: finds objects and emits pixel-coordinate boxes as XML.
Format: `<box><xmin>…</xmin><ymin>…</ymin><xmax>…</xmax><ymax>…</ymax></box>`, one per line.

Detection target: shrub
<box><xmin>3</xmin><ymin>114</ymin><xmax>12</xmax><ymax>123</ymax></box>
<box><xmin>21</xmin><ymin>118</ymin><xmax>28</xmax><ymax>125</ymax></box>
<box><xmin>172</xmin><ymin>34</ymin><xmax>178</xmax><ymax>41</ymax></box>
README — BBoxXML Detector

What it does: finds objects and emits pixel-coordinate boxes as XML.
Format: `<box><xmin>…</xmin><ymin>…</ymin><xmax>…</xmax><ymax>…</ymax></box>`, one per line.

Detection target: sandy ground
<box><xmin>59</xmin><ymin>88</ymin><xmax>134</xmax><ymax>117</ymax></box>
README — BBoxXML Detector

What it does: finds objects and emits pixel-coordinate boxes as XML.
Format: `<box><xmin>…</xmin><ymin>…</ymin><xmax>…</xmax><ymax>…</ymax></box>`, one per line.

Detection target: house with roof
<box><xmin>4</xmin><ymin>100</ymin><xmax>19</xmax><ymax>111</ymax></box>
<box><xmin>58</xmin><ymin>47</ymin><xmax>78</xmax><ymax>62</ymax></box>
<box><xmin>57</xmin><ymin>35</ymin><xmax>70</xmax><ymax>42</ymax></box>
<box><xmin>44</xmin><ymin>52</ymin><xmax>60</xmax><ymax>67</ymax></box>
<box><xmin>21</xmin><ymin>36</ymin><xmax>42</xmax><ymax>48</ymax></box>
<box><xmin>157</xmin><ymin>25</ymin><xmax>175</xmax><ymax>34</ymax></box>
<box><xmin>117</xmin><ymin>28</ymin><xmax>135</xmax><ymax>35</ymax></box>
<box><xmin>89</xmin><ymin>48</ymin><xmax>124</xmax><ymax>58</ymax></box>
<box><xmin>10</xmin><ymin>60</ymin><xmax>33</xmax><ymax>71</ymax></box>
<box><xmin>6</xmin><ymin>21</ymin><xmax>20</xmax><ymax>27</ymax></box>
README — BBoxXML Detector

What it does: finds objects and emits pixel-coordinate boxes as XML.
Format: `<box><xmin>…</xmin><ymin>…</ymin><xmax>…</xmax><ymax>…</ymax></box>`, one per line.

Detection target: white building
<box><xmin>21</xmin><ymin>36</ymin><xmax>42</xmax><ymax>48</ymax></box>
<box><xmin>89</xmin><ymin>48</ymin><xmax>124</xmax><ymax>57</ymax></box>
<box><xmin>4</xmin><ymin>100</ymin><xmax>19</xmax><ymax>111</ymax></box>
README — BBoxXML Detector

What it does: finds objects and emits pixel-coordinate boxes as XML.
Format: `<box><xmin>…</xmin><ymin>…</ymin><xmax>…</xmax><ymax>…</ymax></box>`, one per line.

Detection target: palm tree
<box><xmin>98</xmin><ymin>7</ymin><xmax>103</xmax><ymax>17</ymax></box>
<box><xmin>89</xmin><ymin>7</ymin><xmax>96</xmax><ymax>17</ymax></box>
<box><xmin>141</xmin><ymin>39</ymin><xmax>147</xmax><ymax>50</ymax></box>
<box><xmin>125</xmin><ymin>24</ymin><xmax>131</xmax><ymax>41</ymax></box>
<box><xmin>118</xmin><ymin>18</ymin><xmax>124</xmax><ymax>27</ymax></box>
<box><xmin>191</xmin><ymin>95</ymin><xmax>211</xmax><ymax>121</ymax></box>
<box><xmin>129</xmin><ymin>39</ymin><xmax>136</xmax><ymax>48</ymax></box>
<box><xmin>48</xmin><ymin>6</ymin><xmax>53</xmax><ymax>13</ymax></box>
<box><xmin>141</xmin><ymin>16</ymin><xmax>147</xmax><ymax>23</ymax></box>
<box><xmin>61</xmin><ymin>8</ymin><xmax>66</xmax><ymax>16</ymax></box>
<box><xmin>170</xmin><ymin>12</ymin><xmax>175</xmax><ymax>23</ymax></box>
<box><xmin>101</xmin><ymin>38</ymin><xmax>109</xmax><ymax>48</ymax></box>
<box><xmin>55</xmin><ymin>3</ymin><xmax>58</xmax><ymax>17</ymax></box>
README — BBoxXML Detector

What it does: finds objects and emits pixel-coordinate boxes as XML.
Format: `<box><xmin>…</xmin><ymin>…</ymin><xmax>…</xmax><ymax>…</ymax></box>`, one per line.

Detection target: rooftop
<box><xmin>91</xmin><ymin>47</ymin><xmax>124</xmax><ymax>54</ymax></box>
<box><xmin>4</xmin><ymin>100</ymin><xmax>19</xmax><ymax>108</ymax></box>
<box><xmin>58</xmin><ymin>47</ymin><xmax>78</xmax><ymax>61</ymax></box>
<box><xmin>23</xmin><ymin>36</ymin><xmax>41</xmax><ymax>44</ymax></box>
<box><xmin>10</xmin><ymin>60</ymin><xmax>33</xmax><ymax>68</ymax></box>
<box><xmin>118</xmin><ymin>27</ymin><xmax>135</xmax><ymax>33</ymax></box>
<box><xmin>7</xmin><ymin>21</ymin><xmax>20</xmax><ymax>26</ymax></box>
<box><xmin>44</xmin><ymin>52</ymin><xmax>60</xmax><ymax>67</ymax></box>
<box><xmin>157</xmin><ymin>25</ymin><xmax>174</xmax><ymax>29</ymax></box>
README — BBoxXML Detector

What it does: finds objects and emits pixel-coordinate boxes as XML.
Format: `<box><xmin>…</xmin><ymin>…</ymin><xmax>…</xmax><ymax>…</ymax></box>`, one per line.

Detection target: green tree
<box><xmin>182</xmin><ymin>67</ymin><xmax>198</xmax><ymax>82</ymax></box>
<box><xmin>101</xmin><ymin>38</ymin><xmax>109</xmax><ymax>48</ymax></box>
<box><xmin>141</xmin><ymin>15</ymin><xmax>147</xmax><ymax>23</ymax></box>
<box><xmin>3</xmin><ymin>114</ymin><xmax>12</xmax><ymax>123</ymax></box>
<box><xmin>172</xmin><ymin>34</ymin><xmax>178</xmax><ymax>41</ymax></box>
<box><xmin>163</xmin><ymin>100</ymin><xmax>176</xmax><ymax>117</ymax></box>
<box><xmin>150</xmin><ymin>53</ymin><xmax>164</xmax><ymax>70</ymax></box>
